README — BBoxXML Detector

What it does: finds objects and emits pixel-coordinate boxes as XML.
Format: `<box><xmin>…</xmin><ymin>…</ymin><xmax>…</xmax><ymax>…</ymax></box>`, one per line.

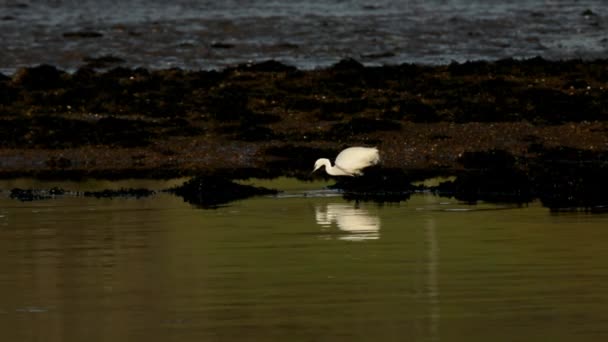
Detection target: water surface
<box><xmin>1</xmin><ymin>179</ymin><xmax>608</xmax><ymax>341</ymax></box>
<box><xmin>1</xmin><ymin>0</ymin><xmax>606</xmax><ymax>73</ymax></box>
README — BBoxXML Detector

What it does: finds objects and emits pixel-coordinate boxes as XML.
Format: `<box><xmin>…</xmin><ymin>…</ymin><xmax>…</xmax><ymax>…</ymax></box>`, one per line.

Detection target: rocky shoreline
<box><xmin>1</xmin><ymin>58</ymin><xmax>608</xmax><ymax>208</ymax></box>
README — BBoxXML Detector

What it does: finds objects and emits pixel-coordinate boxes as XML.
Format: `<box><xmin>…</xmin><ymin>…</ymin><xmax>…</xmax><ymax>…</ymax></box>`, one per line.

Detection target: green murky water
<box><xmin>1</xmin><ymin>178</ymin><xmax>608</xmax><ymax>341</ymax></box>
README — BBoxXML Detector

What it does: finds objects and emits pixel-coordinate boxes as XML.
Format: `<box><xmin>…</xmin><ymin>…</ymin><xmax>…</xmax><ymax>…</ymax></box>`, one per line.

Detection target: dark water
<box><xmin>1</xmin><ymin>0</ymin><xmax>606</xmax><ymax>74</ymax></box>
<box><xmin>2</xmin><ymin>178</ymin><xmax>608</xmax><ymax>341</ymax></box>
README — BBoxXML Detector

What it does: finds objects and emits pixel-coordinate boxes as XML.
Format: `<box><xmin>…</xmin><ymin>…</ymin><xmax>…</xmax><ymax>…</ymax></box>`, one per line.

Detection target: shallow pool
<box><xmin>1</xmin><ymin>178</ymin><xmax>608</xmax><ymax>341</ymax></box>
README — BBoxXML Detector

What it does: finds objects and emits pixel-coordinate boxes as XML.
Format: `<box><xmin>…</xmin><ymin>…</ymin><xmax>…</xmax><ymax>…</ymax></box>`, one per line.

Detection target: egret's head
<box><xmin>312</xmin><ymin>158</ymin><xmax>326</xmax><ymax>173</ymax></box>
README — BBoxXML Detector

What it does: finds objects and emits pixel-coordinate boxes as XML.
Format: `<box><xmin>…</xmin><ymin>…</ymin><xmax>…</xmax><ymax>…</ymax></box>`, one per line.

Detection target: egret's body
<box><xmin>313</xmin><ymin>147</ymin><xmax>380</xmax><ymax>176</ymax></box>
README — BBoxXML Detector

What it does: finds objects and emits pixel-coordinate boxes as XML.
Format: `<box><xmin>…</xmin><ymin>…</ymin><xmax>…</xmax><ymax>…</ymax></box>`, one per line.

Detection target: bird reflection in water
<box><xmin>314</xmin><ymin>203</ymin><xmax>380</xmax><ymax>241</ymax></box>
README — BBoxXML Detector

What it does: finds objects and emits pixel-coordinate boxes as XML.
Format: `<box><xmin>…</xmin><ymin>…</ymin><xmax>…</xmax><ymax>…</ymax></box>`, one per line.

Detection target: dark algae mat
<box><xmin>1</xmin><ymin>58</ymin><xmax>608</xmax><ymax>209</ymax></box>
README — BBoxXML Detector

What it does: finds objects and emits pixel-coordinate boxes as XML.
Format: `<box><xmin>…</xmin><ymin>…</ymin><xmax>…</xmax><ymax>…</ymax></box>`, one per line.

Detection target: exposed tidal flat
<box><xmin>1</xmin><ymin>58</ymin><xmax>608</xmax><ymax>209</ymax></box>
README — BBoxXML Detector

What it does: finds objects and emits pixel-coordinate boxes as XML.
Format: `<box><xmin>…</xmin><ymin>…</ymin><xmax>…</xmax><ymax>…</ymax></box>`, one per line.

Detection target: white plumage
<box><xmin>313</xmin><ymin>147</ymin><xmax>380</xmax><ymax>176</ymax></box>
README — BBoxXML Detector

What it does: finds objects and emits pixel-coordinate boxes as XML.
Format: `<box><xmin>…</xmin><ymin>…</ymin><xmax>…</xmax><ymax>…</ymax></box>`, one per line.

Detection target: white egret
<box><xmin>313</xmin><ymin>146</ymin><xmax>380</xmax><ymax>176</ymax></box>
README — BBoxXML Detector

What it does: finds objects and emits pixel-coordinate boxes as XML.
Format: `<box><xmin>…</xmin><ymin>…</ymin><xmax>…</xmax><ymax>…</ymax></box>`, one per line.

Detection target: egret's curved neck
<box><xmin>320</xmin><ymin>159</ymin><xmax>349</xmax><ymax>176</ymax></box>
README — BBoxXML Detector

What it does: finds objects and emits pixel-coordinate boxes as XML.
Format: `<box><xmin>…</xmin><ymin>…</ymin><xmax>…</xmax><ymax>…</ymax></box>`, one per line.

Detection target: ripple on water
<box><xmin>15</xmin><ymin>306</ymin><xmax>52</xmax><ymax>313</ymax></box>
<box><xmin>0</xmin><ymin>0</ymin><xmax>605</xmax><ymax>72</ymax></box>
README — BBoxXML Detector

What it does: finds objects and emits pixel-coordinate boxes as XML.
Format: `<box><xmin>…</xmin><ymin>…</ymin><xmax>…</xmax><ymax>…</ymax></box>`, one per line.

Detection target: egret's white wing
<box><xmin>334</xmin><ymin>147</ymin><xmax>380</xmax><ymax>174</ymax></box>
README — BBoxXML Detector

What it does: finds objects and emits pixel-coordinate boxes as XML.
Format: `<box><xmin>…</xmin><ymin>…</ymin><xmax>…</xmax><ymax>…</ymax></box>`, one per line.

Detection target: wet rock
<box><xmin>521</xmin><ymin>88</ymin><xmax>600</xmax><ymax>123</ymax></box>
<box><xmin>232</xmin><ymin>60</ymin><xmax>297</xmax><ymax>73</ymax></box>
<box><xmin>330</xmin><ymin>117</ymin><xmax>401</xmax><ymax>138</ymax></box>
<box><xmin>46</xmin><ymin>156</ymin><xmax>72</xmax><ymax>168</ymax></box>
<box><xmin>63</xmin><ymin>31</ymin><xmax>103</xmax><ymax>38</ymax></box>
<box><xmin>330</xmin><ymin>167</ymin><xmax>415</xmax><ymax>203</ymax></box>
<box><xmin>322</xmin><ymin>59</ymin><xmax>370</xmax><ymax>89</ymax></box>
<box><xmin>182</xmin><ymin>70</ymin><xmax>223</xmax><ymax>89</ymax></box>
<box><xmin>361</xmin><ymin>51</ymin><xmax>396</xmax><ymax>59</ymax></box>
<box><xmin>71</xmin><ymin>66</ymin><xmax>97</xmax><ymax>82</ymax></box>
<box><xmin>434</xmin><ymin>150</ymin><xmax>533</xmax><ymax>203</ymax></box>
<box><xmin>384</xmin><ymin>99</ymin><xmax>438</xmax><ymax>122</ymax></box>
<box><xmin>163</xmin><ymin>118</ymin><xmax>204</xmax><ymax>136</ymax></box>
<box><xmin>0</xmin><ymin>79</ymin><xmax>18</xmax><ymax>104</ymax></box>
<box><xmin>168</xmin><ymin>176</ymin><xmax>277</xmax><ymax>208</ymax></box>
<box><xmin>10</xmin><ymin>187</ymin><xmax>65</xmax><ymax>201</ymax></box>
<box><xmin>581</xmin><ymin>9</ymin><xmax>596</xmax><ymax>16</ymax></box>
<box><xmin>95</xmin><ymin>117</ymin><xmax>159</xmax><ymax>147</ymax></box>
<box><xmin>83</xmin><ymin>55</ymin><xmax>126</xmax><ymax>68</ymax></box>
<box><xmin>210</xmin><ymin>167</ymin><xmax>286</xmax><ymax>180</ymax></box>
<box><xmin>210</xmin><ymin>42</ymin><xmax>234</xmax><ymax>49</ymax></box>
<box><xmin>234</xmin><ymin>125</ymin><xmax>279</xmax><ymax>141</ymax></box>
<box><xmin>216</xmin><ymin>103</ymin><xmax>280</xmax><ymax>137</ymax></box>
<box><xmin>448</xmin><ymin>60</ymin><xmax>491</xmax><ymax>76</ymax></box>
<box><xmin>218</xmin><ymin>120</ymin><xmax>280</xmax><ymax>141</ymax></box>
<box><xmin>330</xmin><ymin>58</ymin><xmax>365</xmax><ymax>72</ymax></box>
<box><xmin>434</xmin><ymin>170</ymin><xmax>533</xmax><ymax>204</ymax></box>
<box><xmin>11</xmin><ymin>65</ymin><xmax>65</xmax><ymax>90</ymax></box>
<box><xmin>531</xmin><ymin>147</ymin><xmax>608</xmax><ymax>210</ymax></box>
<box><xmin>275</xmin><ymin>42</ymin><xmax>299</xmax><ymax>49</ymax></box>
<box><xmin>563</xmin><ymin>78</ymin><xmax>589</xmax><ymax>89</ymax></box>
<box><xmin>10</xmin><ymin>188</ymin><xmax>40</xmax><ymax>201</ymax></box>
<box><xmin>206</xmin><ymin>85</ymin><xmax>252</xmax><ymax>121</ymax></box>
<box><xmin>433</xmin><ymin>147</ymin><xmax>608</xmax><ymax>209</ymax></box>
<box><xmin>458</xmin><ymin>149</ymin><xmax>518</xmax><ymax>170</ymax></box>
<box><xmin>0</xmin><ymin>116</ymin><xmax>82</xmax><ymax>148</ymax></box>
<box><xmin>362</xmin><ymin>4</ymin><xmax>382</xmax><ymax>10</ymax></box>
<box><xmin>284</xmin><ymin>95</ymin><xmax>322</xmax><ymax>112</ymax></box>
<box><xmin>0</xmin><ymin>115</ymin><xmax>159</xmax><ymax>148</ymax></box>
<box><xmin>49</xmin><ymin>187</ymin><xmax>65</xmax><ymax>196</ymax></box>
<box><xmin>320</xmin><ymin>98</ymin><xmax>368</xmax><ymax>115</ymax></box>
<box><xmin>83</xmin><ymin>188</ymin><xmax>154</xmax><ymax>199</ymax></box>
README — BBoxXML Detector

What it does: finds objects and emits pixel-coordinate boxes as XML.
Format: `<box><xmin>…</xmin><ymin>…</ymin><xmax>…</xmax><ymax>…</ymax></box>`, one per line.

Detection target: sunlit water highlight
<box><xmin>1</xmin><ymin>178</ymin><xmax>608</xmax><ymax>341</ymax></box>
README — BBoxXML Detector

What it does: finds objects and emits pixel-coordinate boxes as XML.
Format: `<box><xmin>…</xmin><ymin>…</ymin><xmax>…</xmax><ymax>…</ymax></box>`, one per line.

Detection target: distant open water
<box><xmin>0</xmin><ymin>0</ymin><xmax>606</xmax><ymax>74</ymax></box>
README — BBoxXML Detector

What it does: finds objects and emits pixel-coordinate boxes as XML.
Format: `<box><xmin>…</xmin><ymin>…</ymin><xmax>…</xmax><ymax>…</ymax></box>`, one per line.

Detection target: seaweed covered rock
<box><xmin>169</xmin><ymin>176</ymin><xmax>278</xmax><ymax>208</ymax></box>
<box><xmin>10</xmin><ymin>187</ymin><xmax>65</xmax><ymax>201</ymax></box>
<box><xmin>530</xmin><ymin>147</ymin><xmax>608</xmax><ymax>211</ymax></box>
<box><xmin>434</xmin><ymin>150</ymin><xmax>533</xmax><ymax>203</ymax></box>
<box><xmin>11</xmin><ymin>65</ymin><xmax>65</xmax><ymax>90</ymax></box>
<box><xmin>330</xmin><ymin>167</ymin><xmax>415</xmax><ymax>203</ymax></box>
<box><xmin>9</xmin><ymin>187</ymin><xmax>153</xmax><ymax>201</ymax></box>
<box><xmin>82</xmin><ymin>188</ymin><xmax>154</xmax><ymax>199</ymax></box>
<box><xmin>433</xmin><ymin>147</ymin><xmax>608</xmax><ymax>210</ymax></box>
<box><xmin>1</xmin><ymin>59</ymin><xmax>608</xmax><ymax>197</ymax></box>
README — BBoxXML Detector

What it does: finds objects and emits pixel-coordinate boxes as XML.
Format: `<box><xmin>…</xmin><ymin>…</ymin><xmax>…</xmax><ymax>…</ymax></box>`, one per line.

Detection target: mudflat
<box><xmin>1</xmin><ymin>58</ymin><xmax>607</xmax><ymax>208</ymax></box>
